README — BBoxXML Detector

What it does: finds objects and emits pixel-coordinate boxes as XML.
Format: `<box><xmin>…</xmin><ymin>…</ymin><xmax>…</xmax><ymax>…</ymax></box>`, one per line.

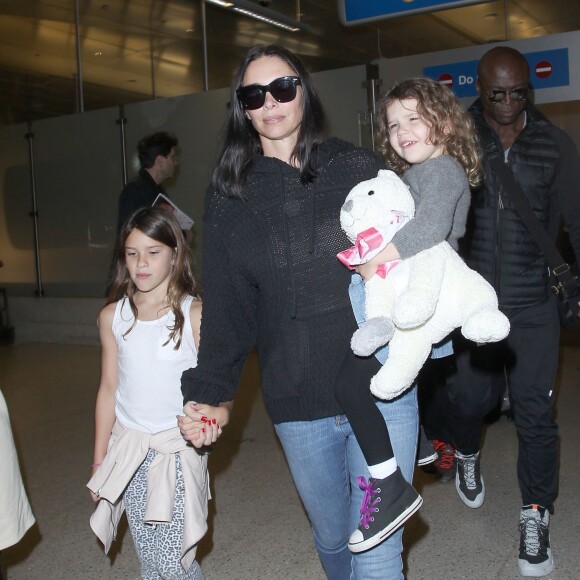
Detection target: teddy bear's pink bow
<box><xmin>337</xmin><ymin>227</ymin><xmax>401</xmax><ymax>279</ymax></box>
<box><xmin>375</xmin><ymin>261</ymin><xmax>400</xmax><ymax>279</ymax></box>
<box><xmin>337</xmin><ymin>227</ymin><xmax>385</xmax><ymax>269</ymax></box>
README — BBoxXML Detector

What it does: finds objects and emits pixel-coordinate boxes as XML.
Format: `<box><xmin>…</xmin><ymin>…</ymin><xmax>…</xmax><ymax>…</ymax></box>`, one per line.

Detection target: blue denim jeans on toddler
<box><xmin>275</xmin><ymin>387</ymin><xmax>418</xmax><ymax>580</ymax></box>
<box><xmin>348</xmin><ymin>273</ymin><xmax>453</xmax><ymax>363</ymax></box>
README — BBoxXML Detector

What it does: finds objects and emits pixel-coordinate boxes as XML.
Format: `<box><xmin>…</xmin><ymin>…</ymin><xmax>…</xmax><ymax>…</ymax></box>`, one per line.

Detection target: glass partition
<box><xmin>0</xmin><ymin>64</ymin><xmax>369</xmax><ymax>297</ymax></box>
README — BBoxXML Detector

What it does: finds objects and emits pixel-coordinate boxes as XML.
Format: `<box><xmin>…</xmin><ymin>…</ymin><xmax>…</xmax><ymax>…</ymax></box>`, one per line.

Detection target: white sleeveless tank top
<box><xmin>112</xmin><ymin>295</ymin><xmax>198</xmax><ymax>434</ymax></box>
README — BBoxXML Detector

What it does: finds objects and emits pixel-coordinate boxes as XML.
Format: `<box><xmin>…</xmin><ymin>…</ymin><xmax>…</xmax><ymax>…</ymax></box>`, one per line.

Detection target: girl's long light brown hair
<box><xmin>376</xmin><ymin>77</ymin><xmax>483</xmax><ymax>187</ymax></box>
<box><xmin>107</xmin><ymin>206</ymin><xmax>199</xmax><ymax>349</ymax></box>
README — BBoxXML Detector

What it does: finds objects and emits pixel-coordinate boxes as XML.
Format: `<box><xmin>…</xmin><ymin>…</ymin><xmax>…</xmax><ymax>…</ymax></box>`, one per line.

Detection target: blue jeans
<box><xmin>275</xmin><ymin>387</ymin><xmax>418</xmax><ymax>580</ymax></box>
<box><xmin>348</xmin><ymin>273</ymin><xmax>453</xmax><ymax>363</ymax></box>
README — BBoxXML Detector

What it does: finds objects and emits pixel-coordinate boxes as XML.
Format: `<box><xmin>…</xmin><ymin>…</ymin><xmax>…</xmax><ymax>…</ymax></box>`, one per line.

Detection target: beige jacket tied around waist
<box><xmin>87</xmin><ymin>420</ymin><xmax>210</xmax><ymax>571</ymax></box>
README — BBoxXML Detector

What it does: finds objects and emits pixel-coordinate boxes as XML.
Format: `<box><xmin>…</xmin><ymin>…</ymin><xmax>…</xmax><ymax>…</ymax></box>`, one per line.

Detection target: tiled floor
<box><xmin>1</xmin><ymin>336</ymin><xmax>579</xmax><ymax>579</ymax></box>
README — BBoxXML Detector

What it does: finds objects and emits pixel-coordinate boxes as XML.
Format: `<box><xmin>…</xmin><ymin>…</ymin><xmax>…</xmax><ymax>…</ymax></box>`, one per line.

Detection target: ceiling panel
<box><xmin>1</xmin><ymin>0</ymin><xmax>580</xmax><ymax>124</ymax></box>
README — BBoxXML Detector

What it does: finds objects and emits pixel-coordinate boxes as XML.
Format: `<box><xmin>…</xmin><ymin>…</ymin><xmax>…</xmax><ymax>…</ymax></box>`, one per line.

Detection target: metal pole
<box><xmin>25</xmin><ymin>125</ymin><xmax>44</xmax><ymax>297</ymax></box>
<box><xmin>365</xmin><ymin>64</ymin><xmax>381</xmax><ymax>151</ymax></box>
<box><xmin>150</xmin><ymin>37</ymin><xmax>158</xmax><ymax>98</ymax></box>
<box><xmin>74</xmin><ymin>0</ymin><xmax>84</xmax><ymax>112</ymax></box>
<box><xmin>117</xmin><ymin>105</ymin><xmax>128</xmax><ymax>186</ymax></box>
<box><xmin>201</xmin><ymin>0</ymin><xmax>209</xmax><ymax>91</ymax></box>
<box><xmin>149</xmin><ymin>1</ymin><xmax>157</xmax><ymax>98</ymax></box>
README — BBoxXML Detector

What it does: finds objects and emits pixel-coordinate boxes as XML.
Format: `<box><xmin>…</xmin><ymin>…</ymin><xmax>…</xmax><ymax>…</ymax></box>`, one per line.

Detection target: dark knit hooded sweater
<box><xmin>181</xmin><ymin>138</ymin><xmax>384</xmax><ymax>424</ymax></box>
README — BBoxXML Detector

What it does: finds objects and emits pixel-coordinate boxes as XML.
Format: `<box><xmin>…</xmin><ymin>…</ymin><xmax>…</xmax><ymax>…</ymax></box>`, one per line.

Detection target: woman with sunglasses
<box><xmin>179</xmin><ymin>44</ymin><xmax>418</xmax><ymax>579</ymax></box>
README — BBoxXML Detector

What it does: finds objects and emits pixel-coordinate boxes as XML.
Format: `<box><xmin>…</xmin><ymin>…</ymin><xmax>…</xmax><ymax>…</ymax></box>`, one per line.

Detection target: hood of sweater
<box><xmin>247</xmin><ymin>138</ymin><xmax>363</xmax><ymax>318</ymax></box>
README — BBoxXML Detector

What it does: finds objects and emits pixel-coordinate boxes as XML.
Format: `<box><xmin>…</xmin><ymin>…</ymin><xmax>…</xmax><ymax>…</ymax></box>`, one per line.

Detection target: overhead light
<box><xmin>205</xmin><ymin>0</ymin><xmax>234</xmax><ymax>7</ymax></box>
<box><xmin>231</xmin><ymin>7</ymin><xmax>299</xmax><ymax>31</ymax></box>
<box><xmin>204</xmin><ymin>0</ymin><xmax>308</xmax><ymax>32</ymax></box>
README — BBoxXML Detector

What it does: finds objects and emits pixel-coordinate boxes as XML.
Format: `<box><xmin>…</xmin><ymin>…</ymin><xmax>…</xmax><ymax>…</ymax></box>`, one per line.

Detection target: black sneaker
<box><xmin>455</xmin><ymin>451</ymin><xmax>485</xmax><ymax>508</ymax></box>
<box><xmin>417</xmin><ymin>425</ymin><xmax>438</xmax><ymax>466</ymax></box>
<box><xmin>518</xmin><ymin>505</ymin><xmax>555</xmax><ymax>577</ymax></box>
<box><xmin>348</xmin><ymin>467</ymin><xmax>422</xmax><ymax>553</ymax></box>
<box><xmin>433</xmin><ymin>439</ymin><xmax>456</xmax><ymax>482</ymax></box>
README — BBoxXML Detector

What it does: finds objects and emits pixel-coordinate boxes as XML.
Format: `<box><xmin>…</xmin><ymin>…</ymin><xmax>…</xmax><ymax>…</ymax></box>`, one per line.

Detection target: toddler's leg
<box><xmin>349</xmin><ymin>388</ymin><xmax>420</xmax><ymax>579</ymax></box>
<box><xmin>334</xmin><ymin>349</ymin><xmax>394</xmax><ymax>467</ymax></box>
<box><xmin>334</xmin><ymin>351</ymin><xmax>422</xmax><ymax>553</ymax></box>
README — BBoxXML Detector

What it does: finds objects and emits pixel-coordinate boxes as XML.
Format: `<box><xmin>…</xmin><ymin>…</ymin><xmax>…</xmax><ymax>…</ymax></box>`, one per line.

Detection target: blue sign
<box><xmin>423</xmin><ymin>48</ymin><xmax>570</xmax><ymax>99</ymax></box>
<box><xmin>339</xmin><ymin>0</ymin><xmax>494</xmax><ymax>26</ymax></box>
<box><xmin>423</xmin><ymin>60</ymin><xmax>479</xmax><ymax>98</ymax></box>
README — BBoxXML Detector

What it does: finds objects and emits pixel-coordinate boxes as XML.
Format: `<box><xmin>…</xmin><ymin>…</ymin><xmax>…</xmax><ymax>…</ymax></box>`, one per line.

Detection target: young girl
<box><xmin>335</xmin><ymin>77</ymin><xmax>482</xmax><ymax>553</ymax></box>
<box><xmin>87</xmin><ymin>207</ymin><xmax>230</xmax><ymax>579</ymax></box>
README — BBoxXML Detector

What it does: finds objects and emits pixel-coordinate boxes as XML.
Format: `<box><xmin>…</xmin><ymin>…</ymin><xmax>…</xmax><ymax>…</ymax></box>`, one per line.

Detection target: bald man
<box><xmin>441</xmin><ymin>46</ymin><xmax>580</xmax><ymax>577</ymax></box>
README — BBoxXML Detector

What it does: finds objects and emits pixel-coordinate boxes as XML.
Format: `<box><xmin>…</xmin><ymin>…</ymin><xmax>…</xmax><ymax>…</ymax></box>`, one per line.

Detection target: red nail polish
<box><xmin>212</xmin><ymin>419</ymin><xmax>216</xmax><ymax>425</ymax></box>
<box><xmin>202</xmin><ymin>427</ymin><xmax>205</xmax><ymax>433</ymax></box>
<box><xmin>201</xmin><ymin>416</ymin><xmax>207</xmax><ymax>422</ymax></box>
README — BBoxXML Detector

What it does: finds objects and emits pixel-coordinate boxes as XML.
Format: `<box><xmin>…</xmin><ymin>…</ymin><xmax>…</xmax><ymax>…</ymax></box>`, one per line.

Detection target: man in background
<box><xmin>117</xmin><ymin>131</ymin><xmax>178</xmax><ymax>232</ymax></box>
<box><xmin>442</xmin><ymin>46</ymin><xmax>580</xmax><ymax>577</ymax></box>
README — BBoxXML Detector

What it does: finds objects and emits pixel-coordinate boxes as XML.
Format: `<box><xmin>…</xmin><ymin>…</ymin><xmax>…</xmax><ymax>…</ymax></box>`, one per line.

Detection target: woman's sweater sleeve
<box><xmin>391</xmin><ymin>156</ymin><xmax>466</xmax><ymax>259</ymax></box>
<box><xmin>181</xmin><ymin>193</ymin><xmax>258</xmax><ymax>406</ymax></box>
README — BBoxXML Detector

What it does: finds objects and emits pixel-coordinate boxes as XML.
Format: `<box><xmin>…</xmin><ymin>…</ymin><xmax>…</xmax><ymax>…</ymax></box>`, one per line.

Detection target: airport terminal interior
<box><xmin>2</xmin><ymin>1</ymin><xmax>580</xmax><ymax>579</ymax></box>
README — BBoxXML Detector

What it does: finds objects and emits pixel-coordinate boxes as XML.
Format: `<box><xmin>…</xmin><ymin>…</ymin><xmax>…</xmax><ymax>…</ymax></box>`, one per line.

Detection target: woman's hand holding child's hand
<box><xmin>178</xmin><ymin>401</ymin><xmax>231</xmax><ymax>449</ymax></box>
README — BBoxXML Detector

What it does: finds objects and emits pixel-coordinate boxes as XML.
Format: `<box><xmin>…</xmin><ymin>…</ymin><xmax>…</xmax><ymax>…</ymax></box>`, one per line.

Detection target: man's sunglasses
<box><xmin>487</xmin><ymin>87</ymin><xmax>529</xmax><ymax>103</ymax></box>
<box><xmin>237</xmin><ymin>76</ymin><xmax>302</xmax><ymax>110</ymax></box>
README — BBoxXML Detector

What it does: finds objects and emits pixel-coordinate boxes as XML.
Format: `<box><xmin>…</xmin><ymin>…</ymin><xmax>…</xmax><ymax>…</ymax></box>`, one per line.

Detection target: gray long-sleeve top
<box><xmin>392</xmin><ymin>155</ymin><xmax>470</xmax><ymax>257</ymax></box>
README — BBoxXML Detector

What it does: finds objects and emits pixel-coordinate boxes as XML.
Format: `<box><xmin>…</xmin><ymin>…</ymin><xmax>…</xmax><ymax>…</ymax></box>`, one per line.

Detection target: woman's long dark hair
<box><xmin>212</xmin><ymin>44</ymin><xmax>328</xmax><ymax>199</ymax></box>
<box><xmin>108</xmin><ymin>207</ymin><xmax>199</xmax><ymax>349</ymax></box>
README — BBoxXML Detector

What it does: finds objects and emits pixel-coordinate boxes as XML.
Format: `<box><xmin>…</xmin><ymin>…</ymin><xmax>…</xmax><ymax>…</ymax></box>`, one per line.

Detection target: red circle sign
<box><xmin>535</xmin><ymin>61</ymin><xmax>552</xmax><ymax>79</ymax></box>
<box><xmin>438</xmin><ymin>73</ymin><xmax>453</xmax><ymax>88</ymax></box>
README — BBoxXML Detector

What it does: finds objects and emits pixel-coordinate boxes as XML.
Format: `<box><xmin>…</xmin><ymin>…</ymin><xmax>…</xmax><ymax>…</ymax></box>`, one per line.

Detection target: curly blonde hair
<box><xmin>375</xmin><ymin>77</ymin><xmax>482</xmax><ymax>187</ymax></box>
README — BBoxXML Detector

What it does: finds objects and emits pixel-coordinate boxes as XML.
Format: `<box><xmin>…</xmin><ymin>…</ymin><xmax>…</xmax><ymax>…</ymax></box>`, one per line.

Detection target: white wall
<box><xmin>0</xmin><ymin>65</ymin><xmax>369</xmax><ymax>297</ymax></box>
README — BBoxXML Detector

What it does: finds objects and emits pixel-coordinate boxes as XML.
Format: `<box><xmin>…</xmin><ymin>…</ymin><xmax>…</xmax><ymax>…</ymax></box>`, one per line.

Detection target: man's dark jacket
<box><xmin>463</xmin><ymin>98</ymin><xmax>580</xmax><ymax>308</ymax></box>
<box><xmin>117</xmin><ymin>168</ymin><xmax>166</xmax><ymax>233</ymax></box>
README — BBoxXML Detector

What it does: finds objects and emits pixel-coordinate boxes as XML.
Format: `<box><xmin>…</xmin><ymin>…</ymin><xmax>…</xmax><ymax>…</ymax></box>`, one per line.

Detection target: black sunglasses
<box><xmin>237</xmin><ymin>76</ymin><xmax>302</xmax><ymax>110</ymax></box>
<box><xmin>487</xmin><ymin>87</ymin><xmax>529</xmax><ymax>103</ymax></box>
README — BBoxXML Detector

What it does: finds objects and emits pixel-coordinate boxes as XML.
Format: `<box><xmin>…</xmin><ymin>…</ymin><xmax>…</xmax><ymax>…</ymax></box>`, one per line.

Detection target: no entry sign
<box><xmin>439</xmin><ymin>73</ymin><xmax>454</xmax><ymax>88</ymax></box>
<box><xmin>423</xmin><ymin>48</ymin><xmax>569</xmax><ymax>99</ymax></box>
<box><xmin>535</xmin><ymin>61</ymin><xmax>553</xmax><ymax>79</ymax></box>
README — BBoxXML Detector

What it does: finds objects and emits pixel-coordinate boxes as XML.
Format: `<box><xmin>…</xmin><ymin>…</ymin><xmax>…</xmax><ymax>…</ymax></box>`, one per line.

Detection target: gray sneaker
<box><xmin>455</xmin><ymin>451</ymin><xmax>485</xmax><ymax>508</ymax></box>
<box><xmin>348</xmin><ymin>467</ymin><xmax>423</xmax><ymax>553</ymax></box>
<box><xmin>518</xmin><ymin>505</ymin><xmax>555</xmax><ymax>577</ymax></box>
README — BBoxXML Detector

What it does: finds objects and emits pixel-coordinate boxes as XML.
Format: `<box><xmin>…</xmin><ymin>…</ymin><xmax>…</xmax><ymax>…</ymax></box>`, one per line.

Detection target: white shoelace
<box><xmin>520</xmin><ymin>510</ymin><xmax>548</xmax><ymax>556</ymax></box>
<box><xmin>459</xmin><ymin>454</ymin><xmax>477</xmax><ymax>489</ymax></box>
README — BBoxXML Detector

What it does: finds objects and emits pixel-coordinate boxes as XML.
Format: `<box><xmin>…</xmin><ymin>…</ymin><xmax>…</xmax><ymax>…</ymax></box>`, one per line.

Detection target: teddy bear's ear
<box><xmin>378</xmin><ymin>169</ymin><xmax>398</xmax><ymax>181</ymax></box>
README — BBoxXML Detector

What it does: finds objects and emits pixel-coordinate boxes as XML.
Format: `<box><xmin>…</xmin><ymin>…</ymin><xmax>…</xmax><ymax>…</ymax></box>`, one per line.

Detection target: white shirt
<box><xmin>113</xmin><ymin>295</ymin><xmax>197</xmax><ymax>433</ymax></box>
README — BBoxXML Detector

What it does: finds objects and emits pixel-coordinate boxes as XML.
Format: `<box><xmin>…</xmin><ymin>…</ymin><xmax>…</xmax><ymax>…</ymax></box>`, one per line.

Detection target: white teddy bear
<box><xmin>338</xmin><ymin>169</ymin><xmax>510</xmax><ymax>400</ymax></box>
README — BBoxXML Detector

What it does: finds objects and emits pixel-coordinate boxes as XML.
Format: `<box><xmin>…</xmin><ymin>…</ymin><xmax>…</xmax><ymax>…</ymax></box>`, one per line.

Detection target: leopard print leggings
<box><xmin>124</xmin><ymin>449</ymin><xmax>204</xmax><ymax>580</ymax></box>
